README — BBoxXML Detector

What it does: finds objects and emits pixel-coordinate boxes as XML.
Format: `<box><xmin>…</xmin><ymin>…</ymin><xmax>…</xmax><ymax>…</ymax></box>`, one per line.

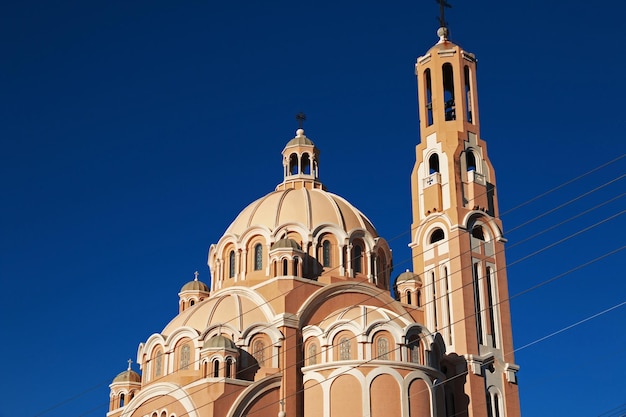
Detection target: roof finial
<box><xmin>295</xmin><ymin>112</ymin><xmax>306</xmax><ymax>137</ymax></box>
<box><xmin>435</xmin><ymin>0</ymin><xmax>452</xmax><ymax>41</ymax></box>
<box><xmin>194</xmin><ymin>271</ymin><xmax>199</xmax><ymax>281</ymax></box>
<box><xmin>296</xmin><ymin>112</ymin><xmax>306</xmax><ymax>129</ymax></box>
<box><xmin>127</xmin><ymin>358</ymin><xmax>133</xmax><ymax>370</ymax></box>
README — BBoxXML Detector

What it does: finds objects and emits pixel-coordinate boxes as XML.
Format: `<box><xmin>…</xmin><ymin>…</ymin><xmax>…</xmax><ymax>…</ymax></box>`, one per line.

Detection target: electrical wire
<box><xmin>37</xmin><ymin>153</ymin><xmax>623</xmax><ymax>416</ymax></box>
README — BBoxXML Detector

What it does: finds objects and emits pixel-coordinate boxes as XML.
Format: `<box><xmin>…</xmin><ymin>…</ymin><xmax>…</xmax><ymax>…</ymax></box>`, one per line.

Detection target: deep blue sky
<box><xmin>1</xmin><ymin>1</ymin><xmax>625</xmax><ymax>416</ymax></box>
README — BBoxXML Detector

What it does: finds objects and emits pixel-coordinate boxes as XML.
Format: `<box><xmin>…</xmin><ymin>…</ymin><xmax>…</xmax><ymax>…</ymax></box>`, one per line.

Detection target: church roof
<box><xmin>271</xmin><ymin>238</ymin><xmax>302</xmax><ymax>251</ymax></box>
<box><xmin>224</xmin><ymin>187</ymin><xmax>378</xmax><ymax>238</ymax></box>
<box><xmin>180</xmin><ymin>277</ymin><xmax>209</xmax><ymax>293</ymax></box>
<box><xmin>396</xmin><ymin>270</ymin><xmax>421</xmax><ymax>283</ymax></box>
<box><xmin>203</xmin><ymin>335</ymin><xmax>236</xmax><ymax>349</ymax></box>
<box><xmin>162</xmin><ymin>291</ymin><xmax>272</xmax><ymax>335</ymax></box>
<box><xmin>112</xmin><ymin>369</ymin><xmax>141</xmax><ymax>384</ymax></box>
<box><xmin>284</xmin><ymin>129</ymin><xmax>314</xmax><ymax>147</ymax></box>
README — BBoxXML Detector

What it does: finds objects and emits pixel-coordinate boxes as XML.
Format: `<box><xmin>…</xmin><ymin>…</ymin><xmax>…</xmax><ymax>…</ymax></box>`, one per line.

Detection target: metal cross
<box><xmin>436</xmin><ymin>0</ymin><xmax>452</xmax><ymax>28</ymax></box>
<box><xmin>194</xmin><ymin>271</ymin><xmax>199</xmax><ymax>281</ymax></box>
<box><xmin>127</xmin><ymin>359</ymin><xmax>133</xmax><ymax>370</ymax></box>
<box><xmin>295</xmin><ymin>112</ymin><xmax>306</xmax><ymax>129</ymax></box>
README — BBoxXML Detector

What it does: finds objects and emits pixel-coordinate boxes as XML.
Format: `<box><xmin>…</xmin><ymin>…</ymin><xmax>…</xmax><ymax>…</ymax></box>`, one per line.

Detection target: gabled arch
<box><xmin>240</xmin><ymin>323</ymin><xmax>284</xmax><ymax>347</ymax></box>
<box><xmin>297</xmin><ymin>282</ymin><xmax>411</xmax><ymax>328</ymax></box>
<box><xmin>363</xmin><ymin>320</ymin><xmax>405</xmax><ymax>344</ymax></box>
<box><xmin>324</xmin><ymin>320</ymin><xmax>362</xmax><ymax>343</ymax></box>
<box><xmin>199</xmin><ymin>323</ymin><xmax>241</xmax><ymax>344</ymax></box>
<box><xmin>225</xmin><ymin>374</ymin><xmax>282</xmax><ymax>417</ymax></box>
<box><xmin>272</xmin><ymin>223</ymin><xmax>309</xmax><ymax>244</ymax></box>
<box><xmin>119</xmin><ymin>382</ymin><xmax>200</xmax><ymax>417</ymax></box>
<box><xmin>411</xmin><ymin>215</ymin><xmax>454</xmax><ymax>248</ymax></box>
<box><xmin>138</xmin><ymin>333</ymin><xmax>167</xmax><ymax>367</ymax></box>
<box><xmin>164</xmin><ymin>326</ymin><xmax>201</xmax><ymax>350</ymax></box>
<box><xmin>462</xmin><ymin>211</ymin><xmax>505</xmax><ymax>241</ymax></box>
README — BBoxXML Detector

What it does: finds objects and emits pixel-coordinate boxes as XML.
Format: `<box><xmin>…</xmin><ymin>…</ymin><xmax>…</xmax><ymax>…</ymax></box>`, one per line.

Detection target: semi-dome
<box><xmin>163</xmin><ymin>290</ymin><xmax>273</xmax><ymax>335</ymax></box>
<box><xmin>113</xmin><ymin>369</ymin><xmax>141</xmax><ymax>383</ymax></box>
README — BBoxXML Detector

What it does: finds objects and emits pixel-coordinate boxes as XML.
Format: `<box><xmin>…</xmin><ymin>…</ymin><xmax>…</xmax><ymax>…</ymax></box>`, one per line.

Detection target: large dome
<box><xmin>225</xmin><ymin>187</ymin><xmax>378</xmax><ymax>238</ymax></box>
<box><xmin>207</xmin><ymin>128</ymin><xmax>392</xmax><ymax>292</ymax></box>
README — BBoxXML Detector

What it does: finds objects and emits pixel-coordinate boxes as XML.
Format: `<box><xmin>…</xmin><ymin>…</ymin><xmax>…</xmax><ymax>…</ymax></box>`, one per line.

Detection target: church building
<box><xmin>107</xmin><ymin>19</ymin><xmax>522</xmax><ymax>417</ymax></box>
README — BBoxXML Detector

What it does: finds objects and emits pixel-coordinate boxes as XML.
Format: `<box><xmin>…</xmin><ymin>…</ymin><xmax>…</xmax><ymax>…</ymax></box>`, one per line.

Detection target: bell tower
<box><xmin>409</xmin><ymin>12</ymin><xmax>521</xmax><ymax>417</ymax></box>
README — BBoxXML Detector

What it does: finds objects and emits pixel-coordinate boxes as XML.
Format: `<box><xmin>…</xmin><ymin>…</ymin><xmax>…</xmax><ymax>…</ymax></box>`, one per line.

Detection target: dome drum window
<box><xmin>253</xmin><ymin>243</ymin><xmax>263</xmax><ymax>271</ymax></box>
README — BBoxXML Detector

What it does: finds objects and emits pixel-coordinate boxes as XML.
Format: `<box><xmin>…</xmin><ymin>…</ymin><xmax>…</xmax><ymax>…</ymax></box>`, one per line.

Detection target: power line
<box><xmin>30</xmin><ymin>154</ymin><xmax>625</xmax><ymax>417</ymax></box>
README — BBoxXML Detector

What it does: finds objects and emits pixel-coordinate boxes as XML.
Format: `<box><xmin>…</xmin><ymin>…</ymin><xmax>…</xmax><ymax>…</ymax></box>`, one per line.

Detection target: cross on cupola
<box><xmin>296</xmin><ymin>112</ymin><xmax>306</xmax><ymax>129</ymax></box>
<box><xmin>276</xmin><ymin>114</ymin><xmax>325</xmax><ymax>191</ymax></box>
<box><xmin>127</xmin><ymin>359</ymin><xmax>133</xmax><ymax>370</ymax></box>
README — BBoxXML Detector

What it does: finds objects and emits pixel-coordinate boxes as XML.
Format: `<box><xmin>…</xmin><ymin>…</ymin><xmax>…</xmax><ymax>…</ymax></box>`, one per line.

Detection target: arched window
<box><xmin>293</xmin><ymin>256</ymin><xmax>299</xmax><ymax>276</ymax></box>
<box><xmin>180</xmin><ymin>344</ymin><xmax>190</xmax><ymax>370</ymax></box>
<box><xmin>444</xmin><ymin>266</ymin><xmax>453</xmax><ymax>345</ymax></box>
<box><xmin>486</xmin><ymin>266</ymin><xmax>497</xmax><ymax>348</ymax></box>
<box><xmin>282</xmin><ymin>259</ymin><xmax>288</xmax><ymax>276</ymax></box>
<box><xmin>228</xmin><ymin>250</ymin><xmax>235</xmax><ymax>278</ymax></box>
<box><xmin>302</xmin><ymin>153</ymin><xmax>311</xmax><ymax>174</ymax></box>
<box><xmin>203</xmin><ymin>361</ymin><xmax>208</xmax><ymax>378</ymax></box>
<box><xmin>212</xmin><ymin>359</ymin><xmax>219</xmax><ymax>377</ymax></box>
<box><xmin>425</xmin><ymin>69</ymin><xmax>433</xmax><ymax>126</ymax></box>
<box><xmin>430</xmin><ymin>228</ymin><xmax>445</xmax><ymax>243</ymax></box>
<box><xmin>322</xmin><ymin>240</ymin><xmax>331</xmax><ymax>267</ymax></box>
<box><xmin>253</xmin><ymin>340</ymin><xmax>265</xmax><ymax>366</ymax></box>
<box><xmin>307</xmin><ymin>343</ymin><xmax>317</xmax><ymax>366</ymax></box>
<box><xmin>432</xmin><ymin>271</ymin><xmax>438</xmax><ymax>330</ymax></box>
<box><xmin>429</xmin><ymin>153</ymin><xmax>440</xmax><ymax>174</ymax></box>
<box><xmin>353</xmin><ymin>245</ymin><xmax>363</xmax><ymax>274</ymax></box>
<box><xmin>339</xmin><ymin>337</ymin><xmax>351</xmax><ymax>360</ymax></box>
<box><xmin>406</xmin><ymin>290</ymin><xmax>412</xmax><ymax>305</ymax></box>
<box><xmin>466</xmin><ymin>151</ymin><xmax>477</xmax><ymax>172</ymax></box>
<box><xmin>254</xmin><ymin>243</ymin><xmax>263</xmax><ymax>271</ymax></box>
<box><xmin>417</xmin><ymin>290</ymin><xmax>422</xmax><ymax>307</ymax></box>
<box><xmin>225</xmin><ymin>357</ymin><xmax>233</xmax><ymax>378</ymax></box>
<box><xmin>464</xmin><ymin>65</ymin><xmax>473</xmax><ymax>123</ymax></box>
<box><xmin>443</xmin><ymin>63</ymin><xmax>456</xmax><ymax>121</ymax></box>
<box><xmin>472</xmin><ymin>225</ymin><xmax>485</xmax><ymax>240</ymax></box>
<box><xmin>376</xmin><ymin>337</ymin><xmax>389</xmax><ymax>360</ymax></box>
<box><xmin>473</xmin><ymin>262</ymin><xmax>484</xmax><ymax>343</ymax></box>
<box><xmin>493</xmin><ymin>393</ymin><xmax>502</xmax><ymax>417</ymax></box>
<box><xmin>408</xmin><ymin>335</ymin><xmax>421</xmax><ymax>364</ymax></box>
<box><xmin>487</xmin><ymin>390</ymin><xmax>503</xmax><ymax>417</ymax></box>
<box><xmin>189</xmin><ymin>300</ymin><xmax>195</xmax><ymax>307</ymax></box>
<box><xmin>289</xmin><ymin>153</ymin><xmax>298</xmax><ymax>175</ymax></box>
<box><xmin>155</xmin><ymin>350</ymin><xmax>163</xmax><ymax>377</ymax></box>
<box><xmin>120</xmin><ymin>393</ymin><xmax>125</xmax><ymax>407</ymax></box>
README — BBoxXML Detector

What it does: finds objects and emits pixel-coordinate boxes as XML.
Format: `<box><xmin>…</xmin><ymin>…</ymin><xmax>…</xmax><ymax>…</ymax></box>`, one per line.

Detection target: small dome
<box><xmin>181</xmin><ymin>279</ymin><xmax>209</xmax><ymax>293</ymax></box>
<box><xmin>271</xmin><ymin>238</ymin><xmax>302</xmax><ymax>251</ymax></box>
<box><xmin>396</xmin><ymin>270</ymin><xmax>421</xmax><ymax>283</ymax></box>
<box><xmin>112</xmin><ymin>369</ymin><xmax>141</xmax><ymax>383</ymax></box>
<box><xmin>285</xmin><ymin>128</ymin><xmax>314</xmax><ymax>147</ymax></box>
<box><xmin>204</xmin><ymin>335</ymin><xmax>236</xmax><ymax>349</ymax></box>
